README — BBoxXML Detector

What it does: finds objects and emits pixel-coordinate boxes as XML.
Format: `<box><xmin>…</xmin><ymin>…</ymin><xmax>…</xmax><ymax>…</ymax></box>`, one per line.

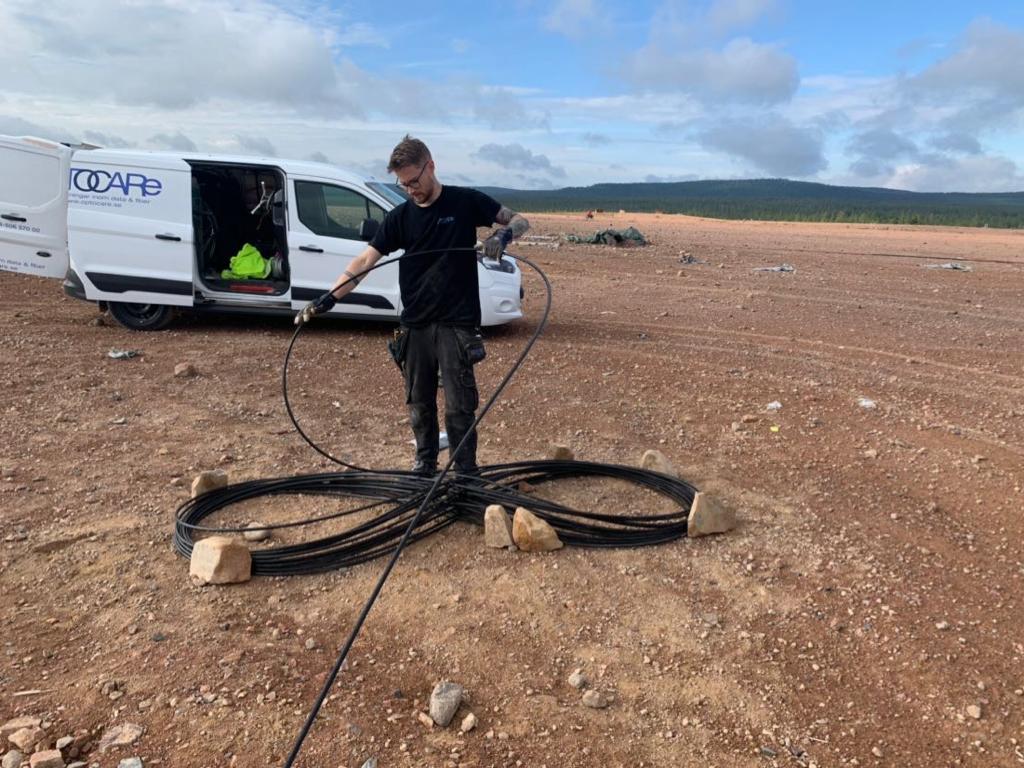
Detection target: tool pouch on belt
<box><xmin>387</xmin><ymin>327</ymin><xmax>408</xmax><ymax>370</ymax></box>
<box><xmin>456</xmin><ymin>327</ymin><xmax>487</xmax><ymax>365</ymax></box>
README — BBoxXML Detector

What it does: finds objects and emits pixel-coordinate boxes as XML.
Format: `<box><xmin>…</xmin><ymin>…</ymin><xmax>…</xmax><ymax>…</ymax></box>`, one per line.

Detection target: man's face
<box><xmin>395</xmin><ymin>160</ymin><xmax>436</xmax><ymax>204</ymax></box>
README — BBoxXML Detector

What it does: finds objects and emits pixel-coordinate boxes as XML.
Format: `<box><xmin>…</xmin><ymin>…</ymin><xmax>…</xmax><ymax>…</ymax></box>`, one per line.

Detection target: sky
<box><xmin>2</xmin><ymin>0</ymin><xmax>1024</xmax><ymax>192</ymax></box>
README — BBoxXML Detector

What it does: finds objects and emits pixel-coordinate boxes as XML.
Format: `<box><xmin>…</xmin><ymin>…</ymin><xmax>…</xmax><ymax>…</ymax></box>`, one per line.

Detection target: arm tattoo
<box><xmin>496</xmin><ymin>205</ymin><xmax>530</xmax><ymax>238</ymax></box>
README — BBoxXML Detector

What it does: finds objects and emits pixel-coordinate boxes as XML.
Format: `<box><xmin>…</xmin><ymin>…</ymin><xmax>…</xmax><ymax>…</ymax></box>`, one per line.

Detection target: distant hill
<box><xmin>478</xmin><ymin>179</ymin><xmax>1024</xmax><ymax>228</ymax></box>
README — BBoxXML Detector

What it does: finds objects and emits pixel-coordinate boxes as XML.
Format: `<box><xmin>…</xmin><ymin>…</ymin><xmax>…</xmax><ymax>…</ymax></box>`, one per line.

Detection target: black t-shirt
<box><xmin>369</xmin><ymin>185</ymin><xmax>501</xmax><ymax>327</ymax></box>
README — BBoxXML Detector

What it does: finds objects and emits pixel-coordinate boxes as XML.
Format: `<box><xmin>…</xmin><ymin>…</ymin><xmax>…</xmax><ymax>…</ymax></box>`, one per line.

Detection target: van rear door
<box><xmin>69</xmin><ymin>152</ymin><xmax>194</xmax><ymax>307</ymax></box>
<box><xmin>0</xmin><ymin>136</ymin><xmax>72</xmax><ymax>278</ymax></box>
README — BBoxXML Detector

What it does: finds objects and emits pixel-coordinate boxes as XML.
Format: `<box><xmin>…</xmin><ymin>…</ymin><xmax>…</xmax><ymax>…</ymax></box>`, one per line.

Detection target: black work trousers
<box><xmin>402</xmin><ymin>323</ymin><xmax>481</xmax><ymax>471</ymax></box>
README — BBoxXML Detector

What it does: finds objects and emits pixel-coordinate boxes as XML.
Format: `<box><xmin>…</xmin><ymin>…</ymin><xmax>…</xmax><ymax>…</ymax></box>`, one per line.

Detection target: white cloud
<box><xmin>233</xmin><ymin>135</ymin><xmax>278</xmax><ymax>157</ymax></box>
<box><xmin>696</xmin><ymin>114</ymin><xmax>826</xmax><ymax>176</ymax></box>
<box><xmin>888</xmin><ymin>154</ymin><xmax>1024</xmax><ymax>193</ymax></box>
<box><xmin>82</xmin><ymin>130</ymin><xmax>133</xmax><ymax>149</ymax></box>
<box><xmin>903</xmin><ymin>19</ymin><xmax>1024</xmax><ymax>135</ymax></box>
<box><xmin>624</xmin><ymin>37</ymin><xmax>799</xmax><ymax>104</ymax></box>
<box><xmin>0</xmin><ymin>1</ymin><xmax>350</xmax><ymax>111</ymax></box>
<box><xmin>929</xmin><ymin>132</ymin><xmax>982</xmax><ymax>155</ymax></box>
<box><xmin>707</xmin><ymin>0</ymin><xmax>780</xmax><ymax>34</ymax></box>
<box><xmin>472</xmin><ymin>143</ymin><xmax>567</xmax><ymax>178</ymax></box>
<box><xmin>149</xmin><ymin>132</ymin><xmax>198</xmax><ymax>152</ymax></box>
<box><xmin>542</xmin><ymin>0</ymin><xmax>611</xmax><ymax>40</ymax></box>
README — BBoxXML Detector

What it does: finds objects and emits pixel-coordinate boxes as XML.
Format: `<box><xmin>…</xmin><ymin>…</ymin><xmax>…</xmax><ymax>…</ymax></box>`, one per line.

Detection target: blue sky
<box><xmin>2</xmin><ymin>0</ymin><xmax>1023</xmax><ymax>191</ymax></box>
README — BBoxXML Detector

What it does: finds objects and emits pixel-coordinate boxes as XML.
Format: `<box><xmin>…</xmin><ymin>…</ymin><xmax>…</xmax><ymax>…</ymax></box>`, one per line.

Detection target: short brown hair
<box><xmin>387</xmin><ymin>134</ymin><xmax>431</xmax><ymax>173</ymax></box>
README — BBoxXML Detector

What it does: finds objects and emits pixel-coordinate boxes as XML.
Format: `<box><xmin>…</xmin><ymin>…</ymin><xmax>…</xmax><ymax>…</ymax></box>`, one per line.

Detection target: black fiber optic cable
<box><xmin>170</xmin><ymin>248</ymin><xmax>697</xmax><ymax>766</ymax></box>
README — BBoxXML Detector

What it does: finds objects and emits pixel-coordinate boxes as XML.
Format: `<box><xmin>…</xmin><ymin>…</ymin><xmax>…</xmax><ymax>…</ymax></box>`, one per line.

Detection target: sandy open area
<box><xmin>2</xmin><ymin>212</ymin><xmax>1023</xmax><ymax>767</ymax></box>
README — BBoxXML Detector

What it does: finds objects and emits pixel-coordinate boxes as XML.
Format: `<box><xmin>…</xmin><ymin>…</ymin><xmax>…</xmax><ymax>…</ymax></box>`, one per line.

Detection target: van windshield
<box><xmin>366</xmin><ymin>181</ymin><xmax>408</xmax><ymax>207</ymax></box>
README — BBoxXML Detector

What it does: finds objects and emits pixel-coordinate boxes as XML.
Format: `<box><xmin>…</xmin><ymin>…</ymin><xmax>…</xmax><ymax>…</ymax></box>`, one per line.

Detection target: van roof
<box><xmin>77</xmin><ymin>147</ymin><xmax>377</xmax><ymax>186</ymax></box>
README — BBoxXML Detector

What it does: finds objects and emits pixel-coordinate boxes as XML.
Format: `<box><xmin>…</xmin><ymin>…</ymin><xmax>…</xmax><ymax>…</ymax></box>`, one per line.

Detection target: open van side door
<box><xmin>287</xmin><ymin>176</ymin><xmax>400</xmax><ymax>318</ymax></box>
<box><xmin>0</xmin><ymin>136</ymin><xmax>72</xmax><ymax>278</ymax></box>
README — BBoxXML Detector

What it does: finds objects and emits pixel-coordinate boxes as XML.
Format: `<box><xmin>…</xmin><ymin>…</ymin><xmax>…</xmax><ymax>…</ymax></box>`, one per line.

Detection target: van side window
<box><xmin>295</xmin><ymin>181</ymin><xmax>385</xmax><ymax>239</ymax></box>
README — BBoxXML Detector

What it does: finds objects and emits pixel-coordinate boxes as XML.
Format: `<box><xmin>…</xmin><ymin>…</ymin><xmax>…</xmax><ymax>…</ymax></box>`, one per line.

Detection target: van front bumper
<box><xmin>62</xmin><ymin>268</ymin><xmax>87</xmax><ymax>301</ymax></box>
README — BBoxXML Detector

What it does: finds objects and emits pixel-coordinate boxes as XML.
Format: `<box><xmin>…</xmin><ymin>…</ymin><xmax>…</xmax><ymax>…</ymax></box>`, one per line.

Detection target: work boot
<box><xmin>411</xmin><ymin>459</ymin><xmax>437</xmax><ymax>477</ymax></box>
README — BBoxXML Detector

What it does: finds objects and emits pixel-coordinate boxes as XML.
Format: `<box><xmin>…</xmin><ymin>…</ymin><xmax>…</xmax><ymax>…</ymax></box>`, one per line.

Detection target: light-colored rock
<box><xmin>568</xmin><ymin>669</ymin><xmax>588</xmax><ymax>690</ymax></box>
<box><xmin>512</xmin><ymin>508</ymin><xmax>563</xmax><ymax>552</ymax></box>
<box><xmin>27</xmin><ymin>752</ymin><xmax>63</xmax><ymax>768</ymax></box>
<box><xmin>173</xmin><ymin>363</ymin><xmax>197</xmax><ymax>378</ymax></box>
<box><xmin>242</xmin><ymin>522</ymin><xmax>271</xmax><ymax>542</ymax></box>
<box><xmin>98</xmin><ymin>724</ymin><xmax>143</xmax><ymax>753</ymax></box>
<box><xmin>53</xmin><ymin>739</ymin><xmax>71</xmax><ymax>752</ymax></box>
<box><xmin>581</xmin><ymin>690</ymin><xmax>607</xmax><ymax>709</ymax></box>
<box><xmin>189</xmin><ymin>537</ymin><xmax>251</xmax><ymax>585</ymax></box>
<box><xmin>966</xmin><ymin>704</ymin><xmax>982</xmax><ymax>720</ymax></box>
<box><xmin>687</xmin><ymin>492</ymin><xmax>736</xmax><ymax>538</ymax></box>
<box><xmin>429</xmin><ymin>681</ymin><xmax>464</xmax><ymax>728</ymax></box>
<box><xmin>1</xmin><ymin>720</ymin><xmax>40</xmax><ymax>741</ymax></box>
<box><xmin>640</xmin><ymin>449</ymin><xmax>679</xmax><ymax>478</ymax></box>
<box><xmin>360</xmin><ymin>757</ymin><xmax>377</xmax><ymax>768</ymax></box>
<box><xmin>7</xmin><ymin>729</ymin><xmax>45</xmax><ymax>753</ymax></box>
<box><xmin>460</xmin><ymin>713</ymin><xmax>478</xmax><ymax>733</ymax></box>
<box><xmin>2</xmin><ymin>751</ymin><xmax>25</xmax><ymax>768</ymax></box>
<box><xmin>416</xmin><ymin>712</ymin><xmax>434</xmax><ymax>728</ymax></box>
<box><xmin>549</xmin><ymin>444</ymin><xmax>574</xmax><ymax>461</ymax></box>
<box><xmin>484</xmin><ymin>505</ymin><xmax>514</xmax><ymax>549</ymax></box>
<box><xmin>117</xmin><ymin>759</ymin><xmax>143</xmax><ymax>768</ymax></box>
<box><xmin>191</xmin><ymin>470</ymin><xmax>228</xmax><ymax>498</ymax></box>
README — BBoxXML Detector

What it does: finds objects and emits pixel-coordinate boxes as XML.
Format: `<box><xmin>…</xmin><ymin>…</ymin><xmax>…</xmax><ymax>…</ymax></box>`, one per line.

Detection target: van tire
<box><xmin>108</xmin><ymin>302</ymin><xmax>176</xmax><ymax>331</ymax></box>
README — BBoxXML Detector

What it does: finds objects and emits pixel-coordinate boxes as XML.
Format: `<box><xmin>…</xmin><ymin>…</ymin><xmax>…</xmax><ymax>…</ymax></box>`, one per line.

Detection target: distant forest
<box><xmin>478</xmin><ymin>179</ymin><xmax>1024</xmax><ymax>228</ymax></box>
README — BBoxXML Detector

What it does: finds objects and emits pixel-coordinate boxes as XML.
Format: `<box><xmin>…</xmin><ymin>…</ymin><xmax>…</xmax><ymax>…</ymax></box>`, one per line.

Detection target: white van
<box><xmin>0</xmin><ymin>135</ymin><xmax>523</xmax><ymax>330</ymax></box>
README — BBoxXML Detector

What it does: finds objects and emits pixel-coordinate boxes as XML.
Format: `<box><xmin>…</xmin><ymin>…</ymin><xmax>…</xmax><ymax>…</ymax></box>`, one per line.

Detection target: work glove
<box><xmin>481</xmin><ymin>228</ymin><xmax>513</xmax><ymax>259</ymax></box>
<box><xmin>294</xmin><ymin>292</ymin><xmax>337</xmax><ymax>325</ymax></box>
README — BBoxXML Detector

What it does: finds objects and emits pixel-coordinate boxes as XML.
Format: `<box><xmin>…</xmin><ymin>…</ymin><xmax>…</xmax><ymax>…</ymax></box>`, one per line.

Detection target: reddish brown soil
<box><xmin>1</xmin><ymin>212</ymin><xmax>1023</xmax><ymax>768</ymax></box>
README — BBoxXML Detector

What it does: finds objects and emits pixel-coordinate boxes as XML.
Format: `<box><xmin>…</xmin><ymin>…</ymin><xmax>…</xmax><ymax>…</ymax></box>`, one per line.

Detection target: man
<box><xmin>295</xmin><ymin>135</ymin><xmax>529</xmax><ymax>476</ymax></box>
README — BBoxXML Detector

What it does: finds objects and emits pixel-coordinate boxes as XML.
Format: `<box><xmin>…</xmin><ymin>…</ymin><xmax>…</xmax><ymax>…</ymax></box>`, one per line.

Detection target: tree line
<box><xmin>479</xmin><ymin>179</ymin><xmax>1024</xmax><ymax>229</ymax></box>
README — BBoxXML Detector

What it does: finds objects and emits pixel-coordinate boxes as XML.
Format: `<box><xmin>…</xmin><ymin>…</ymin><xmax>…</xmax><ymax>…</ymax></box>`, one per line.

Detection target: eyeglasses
<box><xmin>397</xmin><ymin>162</ymin><xmax>429</xmax><ymax>190</ymax></box>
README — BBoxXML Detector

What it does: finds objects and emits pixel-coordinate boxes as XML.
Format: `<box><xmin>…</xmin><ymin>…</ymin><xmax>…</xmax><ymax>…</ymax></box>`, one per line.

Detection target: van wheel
<box><xmin>108</xmin><ymin>302</ymin><xmax>175</xmax><ymax>331</ymax></box>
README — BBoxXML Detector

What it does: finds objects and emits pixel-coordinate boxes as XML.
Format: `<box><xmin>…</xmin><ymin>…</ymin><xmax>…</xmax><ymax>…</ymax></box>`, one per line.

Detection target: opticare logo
<box><xmin>69</xmin><ymin>168</ymin><xmax>163</xmax><ymax>197</ymax></box>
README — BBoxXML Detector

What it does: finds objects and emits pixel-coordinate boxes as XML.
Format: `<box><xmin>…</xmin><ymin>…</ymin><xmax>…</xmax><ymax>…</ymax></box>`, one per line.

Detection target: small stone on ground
<box><xmin>242</xmin><ymin>522</ymin><xmax>271</xmax><ymax>542</ymax></box>
<box><xmin>98</xmin><ymin>723</ymin><xmax>144</xmax><ymax>753</ymax></box>
<box><xmin>640</xmin><ymin>449</ymin><xmax>679</xmax><ymax>478</ymax></box>
<box><xmin>484</xmin><ymin>505</ymin><xmax>514</xmax><ymax>549</ymax></box>
<box><xmin>429</xmin><ymin>681</ymin><xmax>464</xmax><ymax>727</ymax></box>
<box><xmin>549</xmin><ymin>444</ymin><xmax>574</xmax><ymax>460</ymax></box>
<box><xmin>687</xmin><ymin>492</ymin><xmax>737</xmax><ymax>537</ymax></box>
<box><xmin>27</xmin><ymin>751</ymin><xmax>63</xmax><ymax>768</ymax></box>
<box><xmin>189</xmin><ymin>537</ymin><xmax>252</xmax><ymax>585</ymax></box>
<box><xmin>512</xmin><ymin>508</ymin><xmax>563</xmax><ymax>552</ymax></box>
<box><xmin>191</xmin><ymin>469</ymin><xmax>228</xmax><ymax>498</ymax></box>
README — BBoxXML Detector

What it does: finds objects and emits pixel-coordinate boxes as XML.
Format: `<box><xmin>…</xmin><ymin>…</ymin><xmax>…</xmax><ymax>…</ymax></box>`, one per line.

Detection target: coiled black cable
<box><xmin>170</xmin><ymin>247</ymin><xmax>697</xmax><ymax>766</ymax></box>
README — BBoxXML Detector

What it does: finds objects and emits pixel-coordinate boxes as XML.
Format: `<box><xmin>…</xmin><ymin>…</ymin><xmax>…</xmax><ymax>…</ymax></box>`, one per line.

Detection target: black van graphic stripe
<box><xmin>292</xmin><ymin>287</ymin><xmax>394</xmax><ymax>310</ymax></box>
<box><xmin>86</xmin><ymin>272</ymin><xmax>193</xmax><ymax>296</ymax></box>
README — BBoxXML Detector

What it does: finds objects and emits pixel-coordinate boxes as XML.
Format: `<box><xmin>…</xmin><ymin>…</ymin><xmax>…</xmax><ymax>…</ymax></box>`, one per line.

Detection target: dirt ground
<box><xmin>2</xmin><ymin>212</ymin><xmax>1023</xmax><ymax>768</ymax></box>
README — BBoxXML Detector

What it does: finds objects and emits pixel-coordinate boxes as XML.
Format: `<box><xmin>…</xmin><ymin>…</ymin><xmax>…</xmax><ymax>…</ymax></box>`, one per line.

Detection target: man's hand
<box><xmin>294</xmin><ymin>292</ymin><xmax>337</xmax><ymax>325</ymax></box>
<box><xmin>482</xmin><ymin>228</ymin><xmax>513</xmax><ymax>259</ymax></box>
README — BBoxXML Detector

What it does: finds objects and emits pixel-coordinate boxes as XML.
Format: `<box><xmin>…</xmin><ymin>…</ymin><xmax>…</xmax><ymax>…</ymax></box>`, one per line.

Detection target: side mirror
<box><xmin>359</xmin><ymin>218</ymin><xmax>379</xmax><ymax>242</ymax></box>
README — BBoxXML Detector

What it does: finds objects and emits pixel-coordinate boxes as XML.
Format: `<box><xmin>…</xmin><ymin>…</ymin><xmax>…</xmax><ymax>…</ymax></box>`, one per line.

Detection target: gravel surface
<box><xmin>1</xmin><ymin>212</ymin><xmax>1022</xmax><ymax>767</ymax></box>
